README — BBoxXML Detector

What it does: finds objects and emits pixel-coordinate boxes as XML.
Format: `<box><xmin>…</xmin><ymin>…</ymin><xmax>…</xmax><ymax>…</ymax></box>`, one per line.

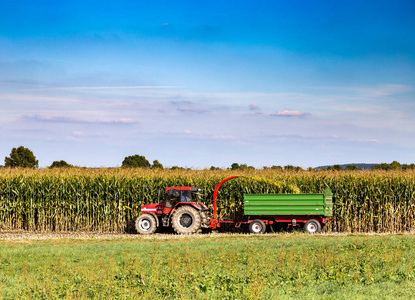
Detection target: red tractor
<box><xmin>135</xmin><ymin>186</ymin><xmax>211</xmax><ymax>234</ymax></box>
<box><xmin>135</xmin><ymin>177</ymin><xmax>234</xmax><ymax>234</ymax></box>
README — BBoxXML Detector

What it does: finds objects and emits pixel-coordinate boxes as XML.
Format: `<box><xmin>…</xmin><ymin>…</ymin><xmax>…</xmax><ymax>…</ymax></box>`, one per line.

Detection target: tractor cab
<box><xmin>163</xmin><ymin>187</ymin><xmax>202</xmax><ymax>208</ymax></box>
<box><xmin>139</xmin><ymin>187</ymin><xmax>206</xmax><ymax>216</ymax></box>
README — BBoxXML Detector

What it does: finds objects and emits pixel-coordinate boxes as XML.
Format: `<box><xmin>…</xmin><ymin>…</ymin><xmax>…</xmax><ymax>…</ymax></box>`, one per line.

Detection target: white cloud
<box><xmin>2</xmin><ymin>79</ymin><xmax>413</xmax><ymax>168</ymax></box>
<box><xmin>2</xmin><ymin>93</ymin><xmax>82</xmax><ymax>104</ymax></box>
<box><xmin>177</xmin><ymin>106</ymin><xmax>207</xmax><ymax>113</ymax></box>
<box><xmin>270</xmin><ymin>110</ymin><xmax>309</xmax><ymax>117</ymax></box>
<box><xmin>249</xmin><ymin>104</ymin><xmax>261</xmax><ymax>111</ymax></box>
<box><xmin>26</xmin><ymin>85</ymin><xmax>183</xmax><ymax>91</ymax></box>
<box><xmin>23</xmin><ymin>114</ymin><xmax>136</xmax><ymax>125</ymax></box>
<box><xmin>357</xmin><ymin>138</ymin><xmax>379</xmax><ymax>143</ymax></box>
<box><xmin>73</xmin><ymin>131</ymin><xmax>86</xmax><ymax>136</ymax></box>
<box><xmin>358</xmin><ymin>85</ymin><xmax>412</xmax><ymax>97</ymax></box>
<box><xmin>211</xmin><ymin>135</ymin><xmax>234</xmax><ymax>140</ymax></box>
<box><xmin>310</xmin><ymin>84</ymin><xmax>413</xmax><ymax>98</ymax></box>
<box><xmin>72</xmin><ymin>131</ymin><xmax>105</xmax><ymax>138</ymax></box>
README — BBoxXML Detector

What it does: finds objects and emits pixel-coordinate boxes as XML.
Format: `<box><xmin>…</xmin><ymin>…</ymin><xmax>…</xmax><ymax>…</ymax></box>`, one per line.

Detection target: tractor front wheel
<box><xmin>172</xmin><ymin>206</ymin><xmax>201</xmax><ymax>234</ymax></box>
<box><xmin>135</xmin><ymin>214</ymin><xmax>157</xmax><ymax>235</ymax></box>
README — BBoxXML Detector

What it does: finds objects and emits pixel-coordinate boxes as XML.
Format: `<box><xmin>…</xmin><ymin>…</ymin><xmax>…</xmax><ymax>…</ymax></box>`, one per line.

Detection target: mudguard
<box><xmin>141</xmin><ymin>212</ymin><xmax>159</xmax><ymax>228</ymax></box>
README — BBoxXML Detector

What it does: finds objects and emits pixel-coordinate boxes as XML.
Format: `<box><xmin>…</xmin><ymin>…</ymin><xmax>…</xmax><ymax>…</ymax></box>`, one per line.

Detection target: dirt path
<box><xmin>2</xmin><ymin>231</ymin><xmax>412</xmax><ymax>242</ymax></box>
<box><xmin>0</xmin><ymin>231</ymin><xmax>228</xmax><ymax>241</ymax></box>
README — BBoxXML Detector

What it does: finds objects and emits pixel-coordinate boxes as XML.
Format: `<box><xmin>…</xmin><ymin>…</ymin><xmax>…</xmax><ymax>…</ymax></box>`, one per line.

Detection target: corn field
<box><xmin>0</xmin><ymin>168</ymin><xmax>414</xmax><ymax>233</ymax></box>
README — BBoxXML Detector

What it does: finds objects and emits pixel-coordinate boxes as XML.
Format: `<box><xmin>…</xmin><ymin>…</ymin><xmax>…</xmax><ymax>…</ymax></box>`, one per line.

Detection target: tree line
<box><xmin>2</xmin><ymin>146</ymin><xmax>415</xmax><ymax>171</ymax></box>
<box><xmin>1</xmin><ymin>146</ymin><xmax>165</xmax><ymax>169</ymax></box>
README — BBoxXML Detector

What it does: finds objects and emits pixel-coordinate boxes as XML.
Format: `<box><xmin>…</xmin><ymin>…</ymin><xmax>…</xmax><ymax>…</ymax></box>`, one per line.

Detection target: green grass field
<box><xmin>1</xmin><ymin>233</ymin><xmax>415</xmax><ymax>299</ymax></box>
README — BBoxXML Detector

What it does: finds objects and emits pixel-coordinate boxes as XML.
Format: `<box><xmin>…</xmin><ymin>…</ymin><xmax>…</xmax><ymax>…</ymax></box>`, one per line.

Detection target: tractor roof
<box><xmin>165</xmin><ymin>187</ymin><xmax>200</xmax><ymax>192</ymax></box>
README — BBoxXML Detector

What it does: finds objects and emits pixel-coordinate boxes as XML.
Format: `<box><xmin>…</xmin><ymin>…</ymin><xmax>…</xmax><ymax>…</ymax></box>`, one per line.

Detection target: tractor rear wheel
<box><xmin>172</xmin><ymin>206</ymin><xmax>201</xmax><ymax>234</ymax></box>
<box><xmin>135</xmin><ymin>214</ymin><xmax>157</xmax><ymax>235</ymax></box>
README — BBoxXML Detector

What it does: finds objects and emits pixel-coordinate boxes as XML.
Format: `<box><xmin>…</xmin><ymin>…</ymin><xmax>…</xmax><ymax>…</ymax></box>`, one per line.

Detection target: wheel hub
<box><xmin>139</xmin><ymin>219</ymin><xmax>151</xmax><ymax>231</ymax></box>
<box><xmin>308</xmin><ymin>224</ymin><xmax>316</xmax><ymax>232</ymax></box>
<box><xmin>253</xmin><ymin>224</ymin><xmax>262</xmax><ymax>233</ymax></box>
<box><xmin>179</xmin><ymin>213</ymin><xmax>193</xmax><ymax>228</ymax></box>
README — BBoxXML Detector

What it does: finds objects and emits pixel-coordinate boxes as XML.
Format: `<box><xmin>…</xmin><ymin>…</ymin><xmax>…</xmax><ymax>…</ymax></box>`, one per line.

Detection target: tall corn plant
<box><xmin>0</xmin><ymin>168</ymin><xmax>414</xmax><ymax>232</ymax></box>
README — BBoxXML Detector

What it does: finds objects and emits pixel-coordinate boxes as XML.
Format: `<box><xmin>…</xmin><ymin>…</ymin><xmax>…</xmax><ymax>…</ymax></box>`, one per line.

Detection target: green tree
<box><xmin>122</xmin><ymin>155</ymin><xmax>151</xmax><ymax>168</ymax></box>
<box><xmin>373</xmin><ymin>161</ymin><xmax>402</xmax><ymax>171</ymax></box>
<box><xmin>231</xmin><ymin>163</ymin><xmax>240</xmax><ymax>170</ymax></box>
<box><xmin>4</xmin><ymin>146</ymin><xmax>39</xmax><ymax>168</ymax></box>
<box><xmin>231</xmin><ymin>163</ymin><xmax>253</xmax><ymax>170</ymax></box>
<box><xmin>373</xmin><ymin>163</ymin><xmax>389</xmax><ymax>171</ymax></box>
<box><xmin>151</xmin><ymin>160</ymin><xmax>163</xmax><ymax>169</ymax></box>
<box><xmin>171</xmin><ymin>166</ymin><xmax>184</xmax><ymax>170</ymax></box>
<box><xmin>50</xmin><ymin>160</ymin><xmax>72</xmax><ymax>168</ymax></box>
<box><xmin>346</xmin><ymin>164</ymin><xmax>358</xmax><ymax>171</ymax></box>
<box><xmin>329</xmin><ymin>164</ymin><xmax>343</xmax><ymax>171</ymax></box>
<box><xmin>402</xmin><ymin>163</ymin><xmax>415</xmax><ymax>170</ymax></box>
<box><xmin>284</xmin><ymin>165</ymin><xmax>296</xmax><ymax>171</ymax></box>
<box><xmin>389</xmin><ymin>161</ymin><xmax>401</xmax><ymax>170</ymax></box>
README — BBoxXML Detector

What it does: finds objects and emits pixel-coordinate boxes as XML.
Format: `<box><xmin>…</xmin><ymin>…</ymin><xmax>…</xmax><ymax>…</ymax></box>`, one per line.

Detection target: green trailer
<box><xmin>244</xmin><ymin>187</ymin><xmax>333</xmax><ymax>217</ymax></box>
<box><xmin>240</xmin><ymin>187</ymin><xmax>333</xmax><ymax>234</ymax></box>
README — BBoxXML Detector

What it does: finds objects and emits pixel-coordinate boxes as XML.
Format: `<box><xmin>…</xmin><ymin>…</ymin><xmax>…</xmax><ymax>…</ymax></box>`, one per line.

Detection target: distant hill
<box><xmin>315</xmin><ymin>163</ymin><xmax>378</xmax><ymax>171</ymax></box>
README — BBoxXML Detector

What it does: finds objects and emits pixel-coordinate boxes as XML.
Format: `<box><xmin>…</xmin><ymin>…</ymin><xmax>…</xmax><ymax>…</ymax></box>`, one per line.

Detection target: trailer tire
<box><xmin>135</xmin><ymin>214</ymin><xmax>158</xmax><ymax>235</ymax></box>
<box><xmin>249</xmin><ymin>219</ymin><xmax>266</xmax><ymax>234</ymax></box>
<box><xmin>304</xmin><ymin>219</ymin><xmax>321</xmax><ymax>234</ymax></box>
<box><xmin>172</xmin><ymin>206</ymin><xmax>201</xmax><ymax>234</ymax></box>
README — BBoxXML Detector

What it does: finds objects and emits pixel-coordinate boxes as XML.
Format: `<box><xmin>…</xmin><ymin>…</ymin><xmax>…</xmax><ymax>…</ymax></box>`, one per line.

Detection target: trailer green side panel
<box><xmin>244</xmin><ymin>187</ymin><xmax>333</xmax><ymax>217</ymax></box>
<box><xmin>324</xmin><ymin>187</ymin><xmax>333</xmax><ymax>216</ymax></box>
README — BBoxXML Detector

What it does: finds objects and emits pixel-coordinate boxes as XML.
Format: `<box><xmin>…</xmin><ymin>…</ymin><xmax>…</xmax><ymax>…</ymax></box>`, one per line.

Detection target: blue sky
<box><xmin>1</xmin><ymin>0</ymin><xmax>415</xmax><ymax>168</ymax></box>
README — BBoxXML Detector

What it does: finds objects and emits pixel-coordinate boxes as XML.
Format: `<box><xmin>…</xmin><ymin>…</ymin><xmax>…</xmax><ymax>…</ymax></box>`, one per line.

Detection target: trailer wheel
<box><xmin>304</xmin><ymin>219</ymin><xmax>321</xmax><ymax>234</ymax></box>
<box><xmin>249</xmin><ymin>219</ymin><xmax>266</xmax><ymax>234</ymax></box>
<box><xmin>172</xmin><ymin>206</ymin><xmax>201</xmax><ymax>234</ymax></box>
<box><xmin>135</xmin><ymin>214</ymin><xmax>158</xmax><ymax>235</ymax></box>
